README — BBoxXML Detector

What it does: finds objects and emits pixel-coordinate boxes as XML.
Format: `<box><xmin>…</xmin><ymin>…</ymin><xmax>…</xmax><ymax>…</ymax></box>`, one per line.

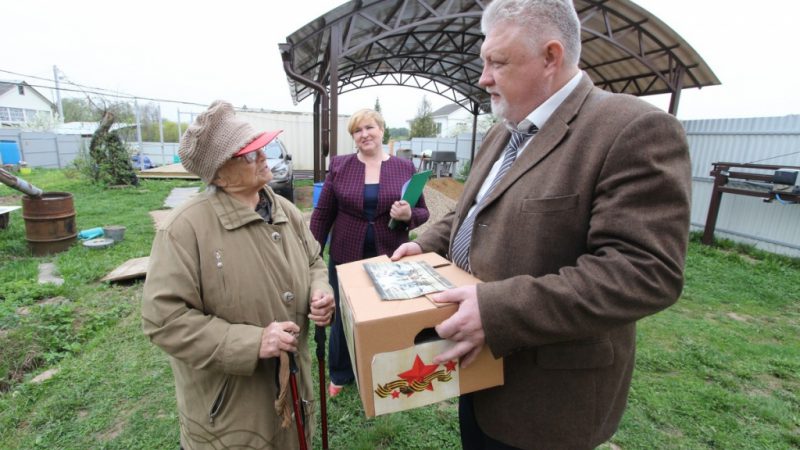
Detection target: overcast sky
<box><xmin>4</xmin><ymin>0</ymin><xmax>799</xmax><ymax>128</ymax></box>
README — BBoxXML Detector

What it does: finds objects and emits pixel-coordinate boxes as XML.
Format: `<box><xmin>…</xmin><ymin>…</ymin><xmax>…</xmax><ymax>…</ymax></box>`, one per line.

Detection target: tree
<box><xmin>62</xmin><ymin>98</ymin><xmax>96</xmax><ymax>122</ymax></box>
<box><xmin>88</xmin><ymin>111</ymin><xmax>138</xmax><ymax>186</ymax></box>
<box><xmin>409</xmin><ymin>96</ymin><xmax>437</xmax><ymax>138</ymax></box>
<box><xmin>388</xmin><ymin>127</ymin><xmax>409</xmax><ymax>140</ymax></box>
<box><xmin>63</xmin><ymin>97</ymin><xmax>134</xmax><ymax>123</ymax></box>
<box><xmin>373</xmin><ymin>97</ymin><xmax>392</xmax><ymax>144</ymax></box>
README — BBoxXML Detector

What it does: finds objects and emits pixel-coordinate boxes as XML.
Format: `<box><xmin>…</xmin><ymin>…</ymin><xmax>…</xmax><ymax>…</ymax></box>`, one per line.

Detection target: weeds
<box><xmin>0</xmin><ymin>170</ymin><xmax>798</xmax><ymax>448</ymax></box>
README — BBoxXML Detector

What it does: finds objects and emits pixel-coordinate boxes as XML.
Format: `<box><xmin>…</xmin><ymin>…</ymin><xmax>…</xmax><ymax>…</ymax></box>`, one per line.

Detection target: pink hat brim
<box><xmin>235</xmin><ymin>130</ymin><xmax>283</xmax><ymax>157</ymax></box>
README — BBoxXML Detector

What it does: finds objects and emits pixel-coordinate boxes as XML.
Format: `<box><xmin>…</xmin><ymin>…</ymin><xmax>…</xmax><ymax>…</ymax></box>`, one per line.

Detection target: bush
<box><xmin>456</xmin><ymin>159</ymin><xmax>471</xmax><ymax>181</ymax></box>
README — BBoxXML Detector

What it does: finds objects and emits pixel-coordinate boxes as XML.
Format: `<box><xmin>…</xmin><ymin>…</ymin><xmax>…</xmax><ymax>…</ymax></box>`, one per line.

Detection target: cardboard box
<box><xmin>336</xmin><ymin>252</ymin><xmax>504</xmax><ymax>417</ymax></box>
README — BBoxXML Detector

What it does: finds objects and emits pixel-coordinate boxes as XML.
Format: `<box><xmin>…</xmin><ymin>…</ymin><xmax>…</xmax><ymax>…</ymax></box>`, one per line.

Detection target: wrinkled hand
<box><xmin>390</xmin><ymin>241</ymin><xmax>423</xmax><ymax>261</ymax></box>
<box><xmin>308</xmin><ymin>289</ymin><xmax>335</xmax><ymax>326</ymax></box>
<box><xmin>432</xmin><ymin>285</ymin><xmax>485</xmax><ymax>368</ymax></box>
<box><xmin>389</xmin><ymin>200</ymin><xmax>412</xmax><ymax>222</ymax></box>
<box><xmin>259</xmin><ymin>321</ymin><xmax>300</xmax><ymax>359</ymax></box>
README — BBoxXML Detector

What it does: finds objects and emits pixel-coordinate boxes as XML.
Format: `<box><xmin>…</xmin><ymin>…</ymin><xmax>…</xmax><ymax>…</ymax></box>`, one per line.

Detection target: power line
<box><xmin>1</xmin><ymin>68</ymin><xmax>128</xmax><ymax>97</ymax></box>
<box><xmin>1</xmin><ymin>67</ymin><xmax>285</xmax><ymax>115</ymax></box>
<box><xmin>747</xmin><ymin>151</ymin><xmax>800</xmax><ymax>165</ymax></box>
<box><xmin>0</xmin><ymin>68</ymin><xmax>210</xmax><ymax>109</ymax></box>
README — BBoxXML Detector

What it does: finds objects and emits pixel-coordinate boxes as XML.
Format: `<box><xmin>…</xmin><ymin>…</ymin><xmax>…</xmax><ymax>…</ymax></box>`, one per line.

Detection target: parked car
<box><xmin>130</xmin><ymin>154</ymin><xmax>155</xmax><ymax>170</ymax></box>
<box><xmin>266</xmin><ymin>138</ymin><xmax>294</xmax><ymax>202</ymax></box>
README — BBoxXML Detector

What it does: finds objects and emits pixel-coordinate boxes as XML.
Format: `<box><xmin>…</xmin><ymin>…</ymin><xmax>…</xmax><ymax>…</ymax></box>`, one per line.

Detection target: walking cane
<box><xmin>315</xmin><ymin>325</ymin><xmax>329</xmax><ymax>449</ymax></box>
<box><xmin>288</xmin><ymin>352</ymin><xmax>308</xmax><ymax>450</ymax></box>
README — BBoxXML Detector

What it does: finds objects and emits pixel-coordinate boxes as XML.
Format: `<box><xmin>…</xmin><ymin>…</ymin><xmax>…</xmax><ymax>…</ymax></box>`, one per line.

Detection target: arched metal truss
<box><xmin>280</xmin><ymin>0</ymin><xmax>719</xmax><ymax>180</ymax></box>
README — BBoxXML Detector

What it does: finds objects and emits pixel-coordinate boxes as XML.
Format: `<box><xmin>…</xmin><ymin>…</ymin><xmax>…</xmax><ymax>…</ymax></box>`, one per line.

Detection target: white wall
<box><xmin>237</xmin><ymin>110</ymin><xmax>355</xmax><ymax>170</ymax></box>
<box><xmin>0</xmin><ymin>86</ymin><xmax>53</xmax><ymax>110</ymax></box>
<box><xmin>434</xmin><ymin>109</ymin><xmax>474</xmax><ymax>137</ymax></box>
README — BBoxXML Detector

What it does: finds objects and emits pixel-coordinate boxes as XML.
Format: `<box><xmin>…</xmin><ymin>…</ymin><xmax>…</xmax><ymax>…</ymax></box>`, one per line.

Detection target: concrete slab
<box><xmin>164</xmin><ymin>187</ymin><xmax>200</xmax><ymax>209</ymax></box>
<box><xmin>38</xmin><ymin>262</ymin><xmax>64</xmax><ymax>286</ymax></box>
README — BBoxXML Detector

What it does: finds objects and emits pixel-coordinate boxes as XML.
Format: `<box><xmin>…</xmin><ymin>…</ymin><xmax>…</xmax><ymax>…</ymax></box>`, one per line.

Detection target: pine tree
<box><xmin>409</xmin><ymin>96</ymin><xmax>437</xmax><ymax>138</ymax></box>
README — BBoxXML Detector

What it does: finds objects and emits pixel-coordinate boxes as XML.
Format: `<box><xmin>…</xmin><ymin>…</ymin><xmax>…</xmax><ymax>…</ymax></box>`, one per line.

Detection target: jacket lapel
<box><xmin>480</xmin><ymin>74</ymin><xmax>595</xmax><ymax>208</ymax></box>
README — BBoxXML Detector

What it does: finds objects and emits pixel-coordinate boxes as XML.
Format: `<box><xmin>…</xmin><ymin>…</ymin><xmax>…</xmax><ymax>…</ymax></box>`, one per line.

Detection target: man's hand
<box><xmin>390</xmin><ymin>242</ymin><xmax>423</xmax><ymax>261</ymax></box>
<box><xmin>259</xmin><ymin>321</ymin><xmax>300</xmax><ymax>359</ymax></box>
<box><xmin>432</xmin><ymin>285</ymin><xmax>485</xmax><ymax>368</ymax></box>
<box><xmin>309</xmin><ymin>289</ymin><xmax>335</xmax><ymax>326</ymax></box>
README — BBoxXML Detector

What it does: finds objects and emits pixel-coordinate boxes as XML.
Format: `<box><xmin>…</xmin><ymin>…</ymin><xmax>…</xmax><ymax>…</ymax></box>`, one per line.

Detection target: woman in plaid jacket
<box><xmin>310</xmin><ymin>108</ymin><xmax>429</xmax><ymax>397</ymax></box>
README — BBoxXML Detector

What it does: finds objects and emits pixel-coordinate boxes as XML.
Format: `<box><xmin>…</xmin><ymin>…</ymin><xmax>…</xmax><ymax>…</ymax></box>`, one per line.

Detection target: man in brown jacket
<box><xmin>392</xmin><ymin>0</ymin><xmax>691</xmax><ymax>448</ymax></box>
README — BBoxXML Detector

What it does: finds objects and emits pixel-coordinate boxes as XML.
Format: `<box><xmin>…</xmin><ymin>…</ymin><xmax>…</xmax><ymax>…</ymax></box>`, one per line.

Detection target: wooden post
<box><xmin>701</xmin><ymin>164</ymin><xmax>728</xmax><ymax>245</ymax></box>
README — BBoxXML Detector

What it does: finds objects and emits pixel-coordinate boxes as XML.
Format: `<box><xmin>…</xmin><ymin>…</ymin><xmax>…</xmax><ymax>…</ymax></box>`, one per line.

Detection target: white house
<box><xmin>0</xmin><ymin>80</ymin><xmax>55</xmax><ymax>127</ymax></box>
<box><xmin>431</xmin><ymin>103</ymin><xmax>474</xmax><ymax>137</ymax></box>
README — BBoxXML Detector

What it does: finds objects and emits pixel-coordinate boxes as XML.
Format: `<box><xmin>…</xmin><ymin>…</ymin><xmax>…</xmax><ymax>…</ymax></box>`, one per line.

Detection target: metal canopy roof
<box><xmin>279</xmin><ymin>0</ymin><xmax>720</xmax><ymax>180</ymax></box>
<box><xmin>282</xmin><ymin>0</ymin><xmax>719</xmax><ymax>114</ymax></box>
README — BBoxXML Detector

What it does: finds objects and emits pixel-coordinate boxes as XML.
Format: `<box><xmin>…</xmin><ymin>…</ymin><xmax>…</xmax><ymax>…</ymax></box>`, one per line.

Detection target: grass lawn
<box><xmin>1</xmin><ymin>169</ymin><xmax>798</xmax><ymax>449</ymax></box>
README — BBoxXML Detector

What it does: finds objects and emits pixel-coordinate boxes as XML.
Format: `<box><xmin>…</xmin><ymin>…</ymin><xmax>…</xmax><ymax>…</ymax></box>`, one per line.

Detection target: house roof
<box><xmin>0</xmin><ymin>80</ymin><xmax>56</xmax><ymax>109</ymax></box>
<box><xmin>431</xmin><ymin>104</ymin><xmax>462</xmax><ymax>117</ymax></box>
<box><xmin>0</xmin><ymin>82</ymin><xmax>16</xmax><ymax>96</ymax></box>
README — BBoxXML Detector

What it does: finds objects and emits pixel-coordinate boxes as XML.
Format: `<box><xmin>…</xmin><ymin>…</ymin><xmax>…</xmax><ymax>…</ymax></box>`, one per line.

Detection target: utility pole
<box><xmin>157</xmin><ymin>104</ymin><xmax>165</xmax><ymax>165</ymax></box>
<box><xmin>134</xmin><ymin>98</ymin><xmax>144</xmax><ymax>170</ymax></box>
<box><xmin>52</xmin><ymin>65</ymin><xmax>64</xmax><ymax>121</ymax></box>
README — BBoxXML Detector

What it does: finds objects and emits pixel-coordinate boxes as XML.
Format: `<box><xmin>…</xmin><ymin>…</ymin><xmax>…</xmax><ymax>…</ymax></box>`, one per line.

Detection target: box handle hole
<box><xmin>414</xmin><ymin>327</ymin><xmax>441</xmax><ymax>345</ymax></box>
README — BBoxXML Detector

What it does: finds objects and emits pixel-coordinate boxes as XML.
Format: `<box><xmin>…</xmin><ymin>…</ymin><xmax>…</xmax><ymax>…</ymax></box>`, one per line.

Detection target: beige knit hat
<box><xmin>178</xmin><ymin>100</ymin><xmax>265</xmax><ymax>184</ymax></box>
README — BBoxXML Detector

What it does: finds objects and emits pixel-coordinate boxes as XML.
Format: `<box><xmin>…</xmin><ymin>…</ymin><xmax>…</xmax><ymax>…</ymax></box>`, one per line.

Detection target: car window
<box><xmin>265</xmin><ymin>141</ymin><xmax>283</xmax><ymax>159</ymax></box>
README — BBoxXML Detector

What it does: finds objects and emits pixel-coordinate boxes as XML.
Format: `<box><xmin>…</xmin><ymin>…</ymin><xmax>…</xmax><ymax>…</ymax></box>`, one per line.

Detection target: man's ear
<box><xmin>542</xmin><ymin>39</ymin><xmax>565</xmax><ymax>72</ymax></box>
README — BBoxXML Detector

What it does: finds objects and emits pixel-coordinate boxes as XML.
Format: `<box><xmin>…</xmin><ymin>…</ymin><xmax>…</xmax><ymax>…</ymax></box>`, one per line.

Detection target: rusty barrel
<box><xmin>22</xmin><ymin>192</ymin><xmax>77</xmax><ymax>255</ymax></box>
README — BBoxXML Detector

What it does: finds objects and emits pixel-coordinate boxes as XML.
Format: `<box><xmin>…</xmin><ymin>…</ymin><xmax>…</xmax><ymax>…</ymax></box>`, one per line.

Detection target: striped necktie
<box><xmin>450</xmin><ymin>121</ymin><xmax>538</xmax><ymax>272</ymax></box>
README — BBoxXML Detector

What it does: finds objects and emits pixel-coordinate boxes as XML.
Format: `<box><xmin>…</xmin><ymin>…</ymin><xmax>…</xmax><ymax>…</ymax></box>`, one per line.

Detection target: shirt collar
<box><xmin>525</xmin><ymin>71</ymin><xmax>583</xmax><ymax>130</ymax></box>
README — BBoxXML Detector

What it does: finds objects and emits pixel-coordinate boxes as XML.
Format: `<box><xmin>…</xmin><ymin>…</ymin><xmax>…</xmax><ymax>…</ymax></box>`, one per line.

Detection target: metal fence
<box><xmin>388</xmin><ymin>133</ymin><xmax>484</xmax><ymax>177</ymax></box>
<box><xmin>398</xmin><ymin>116</ymin><xmax>800</xmax><ymax>257</ymax></box>
<box><xmin>0</xmin><ymin>129</ymin><xmax>85</xmax><ymax>168</ymax></box>
<box><xmin>684</xmin><ymin>115</ymin><xmax>800</xmax><ymax>257</ymax></box>
<box><xmin>3</xmin><ymin>114</ymin><xmax>798</xmax><ymax>257</ymax></box>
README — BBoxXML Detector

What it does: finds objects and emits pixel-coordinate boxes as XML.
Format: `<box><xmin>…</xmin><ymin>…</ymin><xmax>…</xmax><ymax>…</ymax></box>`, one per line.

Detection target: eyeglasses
<box><xmin>235</xmin><ymin>147</ymin><xmax>266</xmax><ymax>163</ymax></box>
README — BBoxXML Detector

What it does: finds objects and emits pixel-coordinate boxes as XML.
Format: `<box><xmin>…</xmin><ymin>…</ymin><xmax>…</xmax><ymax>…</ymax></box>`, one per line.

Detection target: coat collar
<box><xmin>209</xmin><ymin>187</ymin><xmax>289</xmax><ymax>230</ymax></box>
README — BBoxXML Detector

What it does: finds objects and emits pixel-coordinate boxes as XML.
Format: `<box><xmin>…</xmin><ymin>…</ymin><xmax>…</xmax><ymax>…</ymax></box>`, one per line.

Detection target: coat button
<box><xmin>271</xmin><ymin>232</ymin><xmax>281</xmax><ymax>242</ymax></box>
<box><xmin>282</xmin><ymin>291</ymin><xmax>295</xmax><ymax>303</ymax></box>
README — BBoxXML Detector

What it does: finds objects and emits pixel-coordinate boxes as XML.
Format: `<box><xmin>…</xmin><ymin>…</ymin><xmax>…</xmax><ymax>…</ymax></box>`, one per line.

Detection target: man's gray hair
<box><xmin>482</xmin><ymin>0</ymin><xmax>582</xmax><ymax>66</ymax></box>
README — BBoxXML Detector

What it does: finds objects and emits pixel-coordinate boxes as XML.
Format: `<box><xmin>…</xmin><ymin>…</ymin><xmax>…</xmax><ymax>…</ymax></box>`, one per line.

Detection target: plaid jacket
<box><xmin>310</xmin><ymin>153</ymin><xmax>429</xmax><ymax>264</ymax></box>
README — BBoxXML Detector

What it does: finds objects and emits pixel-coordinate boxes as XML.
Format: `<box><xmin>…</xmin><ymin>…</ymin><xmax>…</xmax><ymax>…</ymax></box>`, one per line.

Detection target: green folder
<box><xmin>388</xmin><ymin>170</ymin><xmax>431</xmax><ymax>229</ymax></box>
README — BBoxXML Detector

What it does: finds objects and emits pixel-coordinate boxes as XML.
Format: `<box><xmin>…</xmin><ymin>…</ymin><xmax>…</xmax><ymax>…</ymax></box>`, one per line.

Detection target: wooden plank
<box><xmin>101</xmin><ymin>256</ymin><xmax>149</xmax><ymax>282</ymax></box>
<box><xmin>137</xmin><ymin>163</ymin><xmax>199</xmax><ymax>180</ymax></box>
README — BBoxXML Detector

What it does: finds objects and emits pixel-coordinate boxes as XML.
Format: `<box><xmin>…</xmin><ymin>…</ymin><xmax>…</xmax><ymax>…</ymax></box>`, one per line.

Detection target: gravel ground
<box><xmin>413</xmin><ymin>186</ymin><xmax>456</xmax><ymax>237</ymax></box>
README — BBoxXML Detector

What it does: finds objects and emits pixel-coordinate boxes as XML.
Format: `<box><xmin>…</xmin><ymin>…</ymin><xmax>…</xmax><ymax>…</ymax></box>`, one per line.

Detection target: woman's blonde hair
<box><xmin>347</xmin><ymin>109</ymin><xmax>386</xmax><ymax>135</ymax></box>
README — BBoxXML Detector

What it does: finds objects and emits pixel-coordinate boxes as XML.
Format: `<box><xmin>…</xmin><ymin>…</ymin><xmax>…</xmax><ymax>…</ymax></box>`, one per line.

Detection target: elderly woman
<box><xmin>142</xmin><ymin>100</ymin><xmax>334</xmax><ymax>450</ymax></box>
<box><xmin>310</xmin><ymin>108</ymin><xmax>429</xmax><ymax>397</ymax></box>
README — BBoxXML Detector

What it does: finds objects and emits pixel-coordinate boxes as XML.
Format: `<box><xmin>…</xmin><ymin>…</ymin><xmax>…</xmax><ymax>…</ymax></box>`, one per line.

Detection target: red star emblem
<box><xmin>444</xmin><ymin>360</ymin><xmax>457</xmax><ymax>372</ymax></box>
<box><xmin>391</xmin><ymin>390</ymin><xmax>400</xmax><ymax>398</ymax></box>
<box><xmin>397</xmin><ymin>355</ymin><xmax>439</xmax><ymax>393</ymax></box>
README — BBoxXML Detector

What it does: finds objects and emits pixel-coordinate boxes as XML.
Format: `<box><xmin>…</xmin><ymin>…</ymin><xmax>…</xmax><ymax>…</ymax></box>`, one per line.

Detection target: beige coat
<box><xmin>142</xmin><ymin>187</ymin><xmax>331</xmax><ymax>450</ymax></box>
<box><xmin>416</xmin><ymin>74</ymin><xmax>691</xmax><ymax>449</ymax></box>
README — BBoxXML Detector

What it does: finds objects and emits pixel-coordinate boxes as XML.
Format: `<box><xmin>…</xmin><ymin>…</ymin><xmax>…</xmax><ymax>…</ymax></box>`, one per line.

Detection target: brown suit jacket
<box><xmin>416</xmin><ymin>74</ymin><xmax>691</xmax><ymax>449</ymax></box>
